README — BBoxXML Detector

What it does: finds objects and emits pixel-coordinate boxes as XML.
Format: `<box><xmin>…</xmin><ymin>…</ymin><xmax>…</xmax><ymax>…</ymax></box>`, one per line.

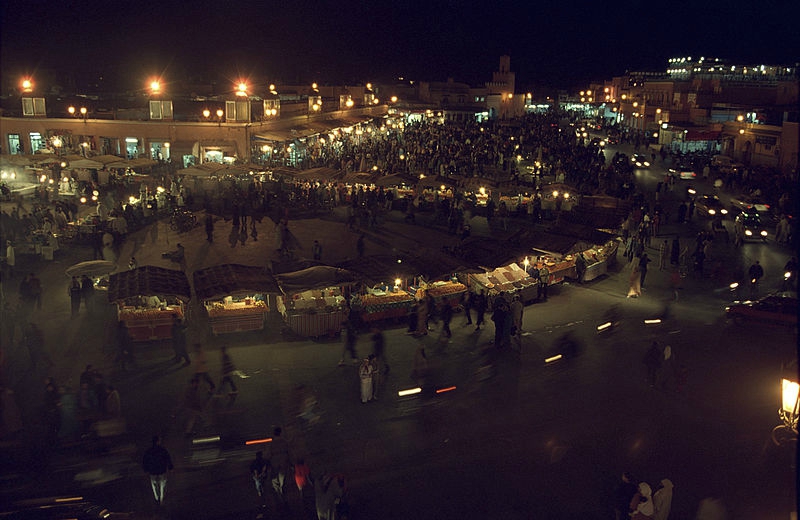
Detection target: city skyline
<box><xmin>2</xmin><ymin>0</ymin><xmax>799</xmax><ymax>94</ymax></box>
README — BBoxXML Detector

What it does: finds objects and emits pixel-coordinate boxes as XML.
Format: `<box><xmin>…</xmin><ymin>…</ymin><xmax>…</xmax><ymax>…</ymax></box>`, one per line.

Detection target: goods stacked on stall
<box><xmin>408</xmin><ymin>278</ymin><xmax>467</xmax><ymax>308</ymax></box>
<box><xmin>108</xmin><ymin>266</ymin><xmax>191</xmax><ymax>342</ymax></box>
<box><xmin>193</xmin><ymin>264</ymin><xmax>279</xmax><ymax>335</ymax></box>
<box><xmin>469</xmin><ymin>263</ymin><xmax>537</xmax><ymax>302</ymax></box>
<box><xmin>355</xmin><ymin>287</ymin><xmax>415</xmax><ymax>323</ymax></box>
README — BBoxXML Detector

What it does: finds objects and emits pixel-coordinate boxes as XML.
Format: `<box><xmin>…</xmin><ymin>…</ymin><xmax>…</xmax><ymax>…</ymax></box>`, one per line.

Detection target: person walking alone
<box><xmin>359</xmin><ymin>357</ymin><xmax>374</xmax><ymax>403</ymax></box>
<box><xmin>339</xmin><ymin>320</ymin><xmax>358</xmax><ymax>365</ymax></box>
<box><xmin>218</xmin><ymin>346</ymin><xmax>239</xmax><ymax>395</ymax></box>
<box><xmin>171</xmin><ymin>317</ymin><xmax>190</xmax><ymax>366</ymax></box>
<box><xmin>268</xmin><ymin>427</ymin><xmax>290</xmax><ymax>499</ymax></box>
<box><xmin>638</xmin><ymin>253</ymin><xmax>651</xmax><ymax>289</ymax></box>
<box><xmin>250</xmin><ymin>450</ymin><xmax>269</xmax><ymax>499</ymax></box>
<box><xmin>643</xmin><ymin>341</ymin><xmax>662</xmax><ymax>388</ymax></box>
<box><xmin>658</xmin><ymin>240</ymin><xmax>668</xmax><ymax>271</ymax></box>
<box><xmin>142</xmin><ymin>435</ymin><xmax>174</xmax><ymax>506</ymax></box>
<box><xmin>192</xmin><ymin>343</ymin><xmax>216</xmax><ymax>393</ymax></box>
<box><xmin>69</xmin><ymin>277</ymin><xmax>82</xmax><ymax>317</ymax></box>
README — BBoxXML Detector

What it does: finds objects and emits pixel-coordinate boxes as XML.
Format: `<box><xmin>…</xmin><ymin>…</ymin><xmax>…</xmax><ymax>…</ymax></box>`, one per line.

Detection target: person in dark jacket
<box><xmin>142</xmin><ymin>435</ymin><xmax>174</xmax><ymax>505</ymax></box>
<box><xmin>69</xmin><ymin>277</ymin><xmax>82</xmax><ymax>317</ymax></box>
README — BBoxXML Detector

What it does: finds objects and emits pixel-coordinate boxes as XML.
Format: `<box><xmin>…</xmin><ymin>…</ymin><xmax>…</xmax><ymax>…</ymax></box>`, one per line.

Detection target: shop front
<box><xmin>107</xmin><ymin>265</ymin><xmax>191</xmax><ymax>342</ymax></box>
<box><xmin>193</xmin><ymin>264</ymin><xmax>279</xmax><ymax>335</ymax></box>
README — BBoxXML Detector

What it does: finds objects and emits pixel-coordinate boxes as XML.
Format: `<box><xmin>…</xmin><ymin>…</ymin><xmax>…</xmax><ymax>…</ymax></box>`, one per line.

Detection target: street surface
<box><xmin>1</xmin><ymin>140</ymin><xmax>796</xmax><ymax>519</ymax></box>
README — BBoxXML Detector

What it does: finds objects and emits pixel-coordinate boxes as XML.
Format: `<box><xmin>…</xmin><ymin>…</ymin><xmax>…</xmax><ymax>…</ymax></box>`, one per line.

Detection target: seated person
<box><xmin>162</xmin><ymin>243</ymin><xmax>185</xmax><ymax>262</ymax></box>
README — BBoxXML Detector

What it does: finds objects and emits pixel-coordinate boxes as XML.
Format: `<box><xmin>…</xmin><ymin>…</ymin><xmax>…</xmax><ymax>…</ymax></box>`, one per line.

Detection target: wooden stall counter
<box><xmin>206</xmin><ymin>300</ymin><xmax>268</xmax><ymax>334</ymax></box>
<box><xmin>118</xmin><ymin>305</ymin><xmax>183</xmax><ymax>342</ymax></box>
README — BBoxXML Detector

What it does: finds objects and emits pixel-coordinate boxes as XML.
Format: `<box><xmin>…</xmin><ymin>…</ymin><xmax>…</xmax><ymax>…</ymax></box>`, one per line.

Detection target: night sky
<box><xmin>2</xmin><ymin>0</ymin><xmax>798</xmax><ymax>94</ymax></box>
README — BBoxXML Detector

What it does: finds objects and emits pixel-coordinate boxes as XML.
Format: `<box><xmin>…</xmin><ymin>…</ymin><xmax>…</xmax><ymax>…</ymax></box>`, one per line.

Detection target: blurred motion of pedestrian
<box><xmin>250</xmin><ymin>450</ymin><xmax>268</xmax><ymax>498</ymax></box>
<box><xmin>218</xmin><ymin>346</ymin><xmax>239</xmax><ymax>395</ymax></box>
<box><xmin>339</xmin><ymin>320</ymin><xmax>358</xmax><ymax>365</ymax></box>
<box><xmin>142</xmin><ymin>435</ymin><xmax>174</xmax><ymax>505</ymax></box>
<box><xmin>643</xmin><ymin>341</ymin><xmax>662</xmax><ymax>388</ymax></box>
<box><xmin>615</xmin><ymin>471</ymin><xmax>638</xmax><ymax>520</ymax></box>
<box><xmin>653</xmin><ymin>478</ymin><xmax>674</xmax><ymax>520</ymax></box>
<box><xmin>268</xmin><ymin>426</ymin><xmax>290</xmax><ymax>499</ymax></box>
<box><xmin>170</xmin><ymin>316</ymin><xmax>190</xmax><ymax>366</ymax></box>
<box><xmin>359</xmin><ymin>357</ymin><xmax>374</xmax><ymax>403</ymax></box>
<box><xmin>69</xmin><ymin>276</ymin><xmax>82</xmax><ymax>317</ymax></box>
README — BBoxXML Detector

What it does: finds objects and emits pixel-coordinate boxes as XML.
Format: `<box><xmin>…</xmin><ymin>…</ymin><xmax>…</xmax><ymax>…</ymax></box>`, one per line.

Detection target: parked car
<box><xmin>734</xmin><ymin>210</ymin><xmax>768</xmax><ymax>241</ymax></box>
<box><xmin>725</xmin><ymin>293</ymin><xmax>798</xmax><ymax>328</ymax></box>
<box><xmin>630</xmin><ymin>153</ymin><xmax>650</xmax><ymax>168</ymax></box>
<box><xmin>694</xmin><ymin>194</ymin><xmax>729</xmax><ymax>218</ymax></box>
<box><xmin>669</xmin><ymin>167</ymin><xmax>697</xmax><ymax>180</ymax></box>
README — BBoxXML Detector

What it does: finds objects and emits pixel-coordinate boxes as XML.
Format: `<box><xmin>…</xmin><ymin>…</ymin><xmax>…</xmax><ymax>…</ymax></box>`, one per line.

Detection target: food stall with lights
<box><xmin>337</xmin><ymin>255</ymin><xmax>417</xmax><ymax>323</ymax></box>
<box><xmin>275</xmin><ymin>266</ymin><xmax>359</xmax><ymax>338</ymax></box>
<box><xmin>193</xmin><ymin>264</ymin><xmax>279</xmax><ymax>335</ymax></box>
<box><xmin>107</xmin><ymin>265</ymin><xmax>191</xmax><ymax>342</ymax></box>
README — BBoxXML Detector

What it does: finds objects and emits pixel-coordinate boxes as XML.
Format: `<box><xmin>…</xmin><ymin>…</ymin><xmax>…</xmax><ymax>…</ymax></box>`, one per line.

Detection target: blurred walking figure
<box><xmin>411</xmin><ymin>344</ymin><xmax>429</xmax><ymax>388</ymax></box>
<box><xmin>658</xmin><ymin>240</ymin><xmax>668</xmax><ymax>271</ymax></box>
<box><xmin>142</xmin><ymin>435</ymin><xmax>173</xmax><ymax>505</ymax></box>
<box><xmin>615</xmin><ymin>472</ymin><xmax>638</xmax><ymax>520</ymax></box>
<box><xmin>643</xmin><ymin>341</ymin><xmax>662</xmax><ymax>387</ymax></box>
<box><xmin>192</xmin><ymin>343</ymin><xmax>216</xmax><ymax>392</ymax></box>
<box><xmin>170</xmin><ymin>316</ymin><xmax>190</xmax><ymax>366</ymax></box>
<box><xmin>268</xmin><ymin>427</ymin><xmax>290</xmax><ymax>499</ymax></box>
<box><xmin>173</xmin><ymin>377</ymin><xmax>209</xmax><ymax>436</ymax></box>
<box><xmin>250</xmin><ymin>451</ymin><xmax>269</xmax><ymax>498</ymax></box>
<box><xmin>293</xmin><ymin>458</ymin><xmax>310</xmax><ymax>493</ymax></box>
<box><xmin>653</xmin><ymin>479</ymin><xmax>674</xmax><ymax>520</ymax></box>
<box><xmin>69</xmin><ymin>277</ymin><xmax>82</xmax><ymax>317</ymax></box>
<box><xmin>218</xmin><ymin>346</ymin><xmax>239</xmax><ymax>395</ymax></box>
<box><xmin>339</xmin><ymin>320</ymin><xmax>358</xmax><ymax>365</ymax></box>
<box><xmin>630</xmin><ymin>482</ymin><xmax>655</xmax><ymax>519</ymax></box>
<box><xmin>359</xmin><ymin>357</ymin><xmax>374</xmax><ymax>403</ymax></box>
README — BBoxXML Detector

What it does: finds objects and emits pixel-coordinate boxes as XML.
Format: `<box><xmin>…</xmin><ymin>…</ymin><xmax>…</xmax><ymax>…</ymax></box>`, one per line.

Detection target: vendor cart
<box><xmin>193</xmin><ymin>264</ymin><xmax>279</xmax><ymax>335</ymax></box>
<box><xmin>107</xmin><ymin>266</ymin><xmax>191</xmax><ymax>342</ymax></box>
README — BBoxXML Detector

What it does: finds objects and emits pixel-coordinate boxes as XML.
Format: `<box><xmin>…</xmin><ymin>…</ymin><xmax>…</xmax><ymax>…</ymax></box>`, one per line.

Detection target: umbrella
<box><xmin>65</xmin><ymin>260</ymin><xmax>117</xmax><ymax>278</ymax></box>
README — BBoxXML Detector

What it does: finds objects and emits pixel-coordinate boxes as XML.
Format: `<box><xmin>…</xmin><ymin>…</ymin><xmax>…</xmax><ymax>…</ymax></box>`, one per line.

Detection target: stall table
<box><xmin>206</xmin><ymin>301</ymin><xmax>267</xmax><ymax>334</ymax></box>
<box><xmin>118</xmin><ymin>305</ymin><xmax>184</xmax><ymax>342</ymax></box>
<box><xmin>108</xmin><ymin>266</ymin><xmax>191</xmax><ymax>342</ymax></box>
<box><xmin>358</xmin><ymin>291</ymin><xmax>415</xmax><ymax>322</ymax></box>
<box><xmin>193</xmin><ymin>264</ymin><xmax>279</xmax><ymax>335</ymax></box>
<box><xmin>277</xmin><ymin>290</ymin><xmax>347</xmax><ymax>338</ymax></box>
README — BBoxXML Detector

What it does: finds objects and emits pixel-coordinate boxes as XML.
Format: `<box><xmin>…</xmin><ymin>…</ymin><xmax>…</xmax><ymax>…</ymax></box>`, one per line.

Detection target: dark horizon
<box><xmin>2</xmin><ymin>0</ymin><xmax>799</xmax><ymax>95</ymax></box>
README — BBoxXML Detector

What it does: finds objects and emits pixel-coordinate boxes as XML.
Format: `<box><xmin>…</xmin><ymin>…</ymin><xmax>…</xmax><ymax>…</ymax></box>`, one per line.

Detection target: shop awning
<box><xmin>459</xmin><ymin>237</ymin><xmax>521</xmax><ymax>269</ymax></box>
<box><xmin>275</xmin><ymin>266</ymin><xmax>360</xmax><ymax>294</ymax></box>
<box><xmin>418</xmin><ymin>176</ymin><xmax>458</xmax><ymax>189</ymax></box>
<box><xmin>294</xmin><ymin>167</ymin><xmax>342</xmax><ymax>181</ymax></box>
<box><xmin>108</xmin><ymin>265</ymin><xmax>191</xmax><ymax>302</ymax></box>
<box><xmin>67</xmin><ymin>158</ymin><xmax>104</xmax><ymax>169</ymax></box>
<box><xmin>684</xmin><ymin>130</ymin><xmax>721</xmax><ymax>141</ymax></box>
<box><xmin>373</xmin><ymin>173</ymin><xmax>416</xmax><ymax>187</ymax></box>
<box><xmin>193</xmin><ymin>264</ymin><xmax>280</xmax><ymax>300</ymax></box>
<box><xmin>65</xmin><ymin>260</ymin><xmax>118</xmax><ymax>278</ymax></box>
<box><xmin>340</xmin><ymin>171</ymin><xmax>375</xmax><ymax>183</ymax></box>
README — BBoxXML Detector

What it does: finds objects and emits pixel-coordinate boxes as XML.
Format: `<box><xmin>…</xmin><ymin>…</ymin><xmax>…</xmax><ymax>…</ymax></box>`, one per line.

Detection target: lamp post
<box><xmin>772</xmin><ymin>360</ymin><xmax>799</xmax><ymax>447</ymax></box>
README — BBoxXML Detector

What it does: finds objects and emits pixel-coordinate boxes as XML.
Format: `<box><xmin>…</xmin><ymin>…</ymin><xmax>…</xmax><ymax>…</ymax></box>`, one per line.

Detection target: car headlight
<box><xmin>643</xmin><ymin>161</ymin><xmax>650</xmax><ymax>167</ymax></box>
<box><xmin>760</xmin><ymin>230</ymin><xmax>768</xmax><ymax>237</ymax></box>
<box><xmin>745</xmin><ymin>230</ymin><xmax>753</xmax><ymax>236</ymax></box>
<box><xmin>721</xmin><ymin>209</ymin><xmax>728</xmax><ymax>215</ymax></box>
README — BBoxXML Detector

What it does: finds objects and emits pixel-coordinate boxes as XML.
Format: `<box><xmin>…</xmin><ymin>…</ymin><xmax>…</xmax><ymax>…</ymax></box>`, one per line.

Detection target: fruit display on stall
<box><xmin>427</xmin><ymin>282</ymin><xmax>467</xmax><ymax>297</ymax></box>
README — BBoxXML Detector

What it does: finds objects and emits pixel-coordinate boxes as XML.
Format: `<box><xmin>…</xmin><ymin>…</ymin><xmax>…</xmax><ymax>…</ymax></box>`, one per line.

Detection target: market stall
<box><xmin>467</xmin><ymin>263</ymin><xmax>538</xmax><ymax>302</ymax></box>
<box><xmin>275</xmin><ymin>266</ymin><xmax>359</xmax><ymax>338</ymax></box>
<box><xmin>193</xmin><ymin>264</ymin><xmax>279</xmax><ymax>335</ymax></box>
<box><xmin>107</xmin><ymin>266</ymin><xmax>191</xmax><ymax>342</ymax></box>
<box><xmin>407</xmin><ymin>278</ymin><xmax>467</xmax><ymax>308</ymax></box>
<box><xmin>337</xmin><ymin>255</ymin><xmax>417</xmax><ymax>323</ymax></box>
<box><xmin>574</xmin><ymin>239</ymin><xmax>620</xmax><ymax>281</ymax></box>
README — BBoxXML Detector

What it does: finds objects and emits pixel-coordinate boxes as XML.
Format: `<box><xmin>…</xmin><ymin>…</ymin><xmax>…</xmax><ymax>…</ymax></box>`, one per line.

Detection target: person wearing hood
<box><xmin>653</xmin><ymin>479</ymin><xmax>674</xmax><ymax>520</ymax></box>
<box><xmin>630</xmin><ymin>481</ymin><xmax>655</xmax><ymax>519</ymax></box>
